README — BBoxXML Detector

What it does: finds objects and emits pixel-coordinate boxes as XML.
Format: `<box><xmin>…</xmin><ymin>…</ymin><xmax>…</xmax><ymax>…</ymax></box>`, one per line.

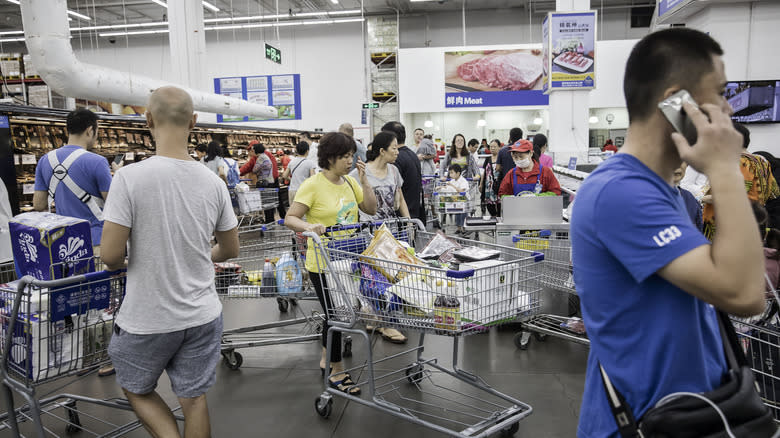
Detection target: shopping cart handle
<box><xmin>325</xmin><ymin>223</ymin><xmax>365</xmax><ymax>233</ymax></box>
<box><xmin>16</xmin><ymin>268</ymin><xmax>126</xmax><ymax>290</ymax></box>
<box><xmin>446</xmin><ymin>268</ymin><xmax>475</xmax><ymax>279</ymax></box>
<box><xmin>277</xmin><ymin>219</ymin><xmax>285</xmax><ymax>226</ymax></box>
<box><xmin>532</xmin><ymin>252</ymin><xmax>545</xmax><ymax>263</ymax></box>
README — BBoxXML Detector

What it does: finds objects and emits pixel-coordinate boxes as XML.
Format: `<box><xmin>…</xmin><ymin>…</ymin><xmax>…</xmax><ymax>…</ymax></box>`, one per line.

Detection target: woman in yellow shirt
<box><xmin>284</xmin><ymin>132</ymin><xmax>377</xmax><ymax>396</ymax></box>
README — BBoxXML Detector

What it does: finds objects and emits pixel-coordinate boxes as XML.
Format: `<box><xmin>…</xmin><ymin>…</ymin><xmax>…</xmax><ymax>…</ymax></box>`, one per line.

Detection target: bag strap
<box><xmin>46</xmin><ymin>148</ymin><xmax>104</xmax><ymax>220</ymax></box>
<box><xmin>289</xmin><ymin>159</ymin><xmax>305</xmax><ymax>178</ymax></box>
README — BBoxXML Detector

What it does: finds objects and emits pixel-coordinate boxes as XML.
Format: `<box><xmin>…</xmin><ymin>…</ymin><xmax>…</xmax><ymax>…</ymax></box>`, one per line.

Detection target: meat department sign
<box><xmin>444</xmin><ymin>48</ymin><xmax>550</xmax><ymax>108</ymax></box>
<box><xmin>543</xmin><ymin>11</ymin><xmax>597</xmax><ymax>92</ymax></box>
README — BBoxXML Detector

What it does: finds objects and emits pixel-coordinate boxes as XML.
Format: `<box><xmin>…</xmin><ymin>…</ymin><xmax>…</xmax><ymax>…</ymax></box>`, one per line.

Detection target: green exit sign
<box><xmin>362</xmin><ymin>103</ymin><xmax>380</xmax><ymax>109</ymax></box>
<box><xmin>265</xmin><ymin>43</ymin><xmax>281</xmax><ymax>64</ymax></box>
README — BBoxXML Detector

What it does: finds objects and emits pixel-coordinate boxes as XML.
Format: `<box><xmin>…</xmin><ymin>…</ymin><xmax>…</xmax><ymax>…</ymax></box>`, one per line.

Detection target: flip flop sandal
<box><xmin>378</xmin><ymin>328</ymin><xmax>407</xmax><ymax>344</ymax></box>
<box><xmin>329</xmin><ymin>373</ymin><xmax>361</xmax><ymax>396</ymax></box>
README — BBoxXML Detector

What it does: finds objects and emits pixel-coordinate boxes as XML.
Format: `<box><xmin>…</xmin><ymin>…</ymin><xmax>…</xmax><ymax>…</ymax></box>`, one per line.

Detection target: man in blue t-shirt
<box><xmin>33</xmin><ymin>108</ymin><xmax>113</xmax><ymax>245</ymax></box>
<box><xmin>572</xmin><ymin>29</ymin><xmax>766</xmax><ymax>438</ymax></box>
<box><xmin>495</xmin><ymin>127</ymin><xmax>523</xmax><ymax>184</ymax></box>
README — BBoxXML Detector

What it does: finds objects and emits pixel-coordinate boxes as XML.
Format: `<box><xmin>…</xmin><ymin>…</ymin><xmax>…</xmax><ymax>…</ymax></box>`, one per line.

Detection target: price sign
<box><xmin>265</xmin><ymin>43</ymin><xmax>282</xmax><ymax>64</ymax></box>
<box><xmin>22</xmin><ymin>183</ymin><xmax>34</xmax><ymax>194</ymax></box>
<box><xmin>22</xmin><ymin>154</ymin><xmax>36</xmax><ymax>165</ymax></box>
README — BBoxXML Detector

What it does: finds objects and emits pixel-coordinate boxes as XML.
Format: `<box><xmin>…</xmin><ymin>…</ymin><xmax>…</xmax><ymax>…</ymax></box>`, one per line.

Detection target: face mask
<box><xmin>514</xmin><ymin>158</ymin><xmax>531</xmax><ymax>168</ymax></box>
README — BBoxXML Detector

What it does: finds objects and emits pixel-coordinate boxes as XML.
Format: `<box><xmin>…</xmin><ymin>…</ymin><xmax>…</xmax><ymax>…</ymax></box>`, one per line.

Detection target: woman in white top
<box><xmin>202</xmin><ymin>141</ymin><xmax>227</xmax><ymax>183</ymax></box>
<box><xmin>281</xmin><ymin>141</ymin><xmax>317</xmax><ymax>204</ymax></box>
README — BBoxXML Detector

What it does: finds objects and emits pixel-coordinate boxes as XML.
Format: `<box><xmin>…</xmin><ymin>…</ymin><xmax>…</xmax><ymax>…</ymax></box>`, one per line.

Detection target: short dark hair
<box><xmin>448</xmin><ymin>163</ymin><xmax>463</xmax><ymax>175</ymax></box>
<box><xmin>733</xmin><ymin>122</ymin><xmax>750</xmax><ymax>149</ymax></box>
<box><xmin>253</xmin><ymin>143</ymin><xmax>265</xmax><ymax>155</ymax></box>
<box><xmin>624</xmin><ymin>28</ymin><xmax>723</xmax><ymax>122</ymax></box>
<box><xmin>301</xmin><ymin>131</ymin><xmax>312</xmax><ymax>139</ymax></box>
<box><xmin>381</xmin><ymin>121</ymin><xmax>406</xmax><ymax>145</ymax></box>
<box><xmin>296</xmin><ymin>141</ymin><xmax>310</xmax><ymax>155</ymax></box>
<box><xmin>367</xmin><ymin>131</ymin><xmax>396</xmax><ymax>162</ymax></box>
<box><xmin>414</xmin><ymin>128</ymin><xmax>424</xmax><ymax>134</ymax></box>
<box><xmin>318</xmin><ymin>132</ymin><xmax>357</xmax><ymax>169</ymax></box>
<box><xmin>509</xmin><ymin>128</ymin><xmax>523</xmax><ymax>143</ymax></box>
<box><xmin>221</xmin><ymin>145</ymin><xmax>232</xmax><ymax>158</ymax></box>
<box><xmin>66</xmin><ymin>108</ymin><xmax>98</xmax><ymax>136</ymax></box>
<box><xmin>205</xmin><ymin>141</ymin><xmax>222</xmax><ymax>162</ymax></box>
<box><xmin>196</xmin><ymin>144</ymin><xmax>208</xmax><ymax>153</ymax></box>
<box><xmin>468</xmin><ymin>138</ymin><xmax>479</xmax><ymax>148</ymax></box>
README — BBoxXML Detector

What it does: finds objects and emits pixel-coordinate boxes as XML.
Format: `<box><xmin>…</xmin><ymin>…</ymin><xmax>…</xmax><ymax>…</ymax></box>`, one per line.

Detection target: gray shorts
<box><xmin>108</xmin><ymin>315</ymin><xmax>223</xmax><ymax>399</ymax></box>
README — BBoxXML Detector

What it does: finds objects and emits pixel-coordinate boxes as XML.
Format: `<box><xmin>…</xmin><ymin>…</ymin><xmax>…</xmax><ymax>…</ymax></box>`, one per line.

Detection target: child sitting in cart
<box><xmin>447</xmin><ymin>164</ymin><xmax>470</xmax><ymax>235</ymax></box>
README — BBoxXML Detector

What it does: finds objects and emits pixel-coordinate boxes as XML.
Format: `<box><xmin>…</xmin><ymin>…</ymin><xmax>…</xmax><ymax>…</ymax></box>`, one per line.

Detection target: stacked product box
<box><xmin>0</xmin><ymin>53</ymin><xmax>22</xmax><ymax>78</ymax></box>
<box><xmin>22</xmin><ymin>54</ymin><xmax>38</xmax><ymax>78</ymax></box>
<box><xmin>27</xmin><ymin>84</ymin><xmax>50</xmax><ymax>108</ymax></box>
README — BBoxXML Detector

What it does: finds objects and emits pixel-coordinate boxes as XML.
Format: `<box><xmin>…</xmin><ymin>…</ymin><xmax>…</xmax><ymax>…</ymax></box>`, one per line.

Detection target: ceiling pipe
<box><xmin>19</xmin><ymin>0</ymin><xmax>277</xmax><ymax>118</ymax></box>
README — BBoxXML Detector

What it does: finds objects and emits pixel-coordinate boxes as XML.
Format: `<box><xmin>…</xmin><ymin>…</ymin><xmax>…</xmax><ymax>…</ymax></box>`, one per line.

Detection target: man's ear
<box><xmin>661</xmin><ymin>86</ymin><xmax>682</xmax><ymax>101</ymax></box>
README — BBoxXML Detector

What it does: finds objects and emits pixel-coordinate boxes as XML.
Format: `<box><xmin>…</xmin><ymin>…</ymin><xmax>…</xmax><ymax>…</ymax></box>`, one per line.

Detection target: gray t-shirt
<box><xmin>287</xmin><ymin>156</ymin><xmax>316</xmax><ymax>192</ymax></box>
<box><xmin>203</xmin><ymin>156</ymin><xmax>227</xmax><ymax>178</ymax></box>
<box><xmin>103</xmin><ymin>156</ymin><xmax>238</xmax><ymax>334</ymax></box>
<box><xmin>417</xmin><ymin>139</ymin><xmax>437</xmax><ymax>176</ymax></box>
<box><xmin>348</xmin><ymin>164</ymin><xmax>403</xmax><ymax>221</ymax></box>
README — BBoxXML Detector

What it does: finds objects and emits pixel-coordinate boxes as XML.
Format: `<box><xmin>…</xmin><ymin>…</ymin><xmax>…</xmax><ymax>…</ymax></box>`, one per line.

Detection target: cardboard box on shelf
<box><xmin>10</xmin><ymin>212</ymin><xmax>94</xmax><ymax>281</ymax></box>
<box><xmin>22</xmin><ymin>54</ymin><xmax>38</xmax><ymax>77</ymax></box>
<box><xmin>0</xmin><ymin>58</ymin><xmax>21</xmax><ymax>77</ymax></box>
<box><xmin>27</xmin><ymin>84</ymin><xmax>50</xmax><ymax>108</ymax></box>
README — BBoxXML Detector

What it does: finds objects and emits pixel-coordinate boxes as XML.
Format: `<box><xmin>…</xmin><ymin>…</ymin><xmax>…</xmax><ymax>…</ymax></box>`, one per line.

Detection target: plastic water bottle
<box><xmin>261</xmin><ymin>258</ymin><xmax>276</xmax><ymax>295</ymax></box>
<box><xmin>275</xmin><ymin>253</ymin><xmax>302</xmax><ymax>295</ymax></box>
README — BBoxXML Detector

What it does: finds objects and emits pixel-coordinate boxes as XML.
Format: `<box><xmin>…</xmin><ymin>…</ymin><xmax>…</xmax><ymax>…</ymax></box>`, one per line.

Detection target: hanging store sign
<box><xmin>362</xmin><ymin>103</ymin><xmax>379</xmax><ymax>109</ymax></box>
<box><xmin>0</xmin><ymin>116</ymin><xmax>8</xmax><ymax>129</ymax></box>
<box><xmin>214</xmin><ymin>74</ymin><xmax>302</xmax><ymax>123</ymax></box>
<box><xmin>658</xmin><ymin>0</ymin><xmax>692</xmax><ymax>18</ymax></box>
<box><xmin>265</xmin><ymin>43</ymin><xmax>282</xmax><ymax>65</ymax></box>
<box><xmin>544</xmin><ymin>11</ymin><xmax>597</xmax><ymax>91</ymax></box>
<box><xmin>444</xmin><ymin>47</ymin><xmax>549</xmax><ymax>108</ymax></box>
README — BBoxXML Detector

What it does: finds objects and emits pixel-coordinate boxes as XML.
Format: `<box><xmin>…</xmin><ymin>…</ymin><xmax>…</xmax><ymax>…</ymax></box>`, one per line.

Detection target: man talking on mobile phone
<box><xmin>572</xmin><ymin>28</ymin><xmax>766</xmax><ymax>437</ymax></box>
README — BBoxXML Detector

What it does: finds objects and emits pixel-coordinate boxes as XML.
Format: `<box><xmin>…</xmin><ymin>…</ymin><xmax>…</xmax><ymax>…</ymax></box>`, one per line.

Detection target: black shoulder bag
<box><xmin>599</xmin><ymin>309</ymin><xmax>777</xmax><ymax>438</ymax></box>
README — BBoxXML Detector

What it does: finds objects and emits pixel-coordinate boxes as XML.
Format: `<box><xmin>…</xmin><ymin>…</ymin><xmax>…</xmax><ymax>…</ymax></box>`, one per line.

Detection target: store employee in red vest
<box><xmin>498</xmin><ymin>139</ymin><xmax>561</xmax><ymax>197</ymax></box>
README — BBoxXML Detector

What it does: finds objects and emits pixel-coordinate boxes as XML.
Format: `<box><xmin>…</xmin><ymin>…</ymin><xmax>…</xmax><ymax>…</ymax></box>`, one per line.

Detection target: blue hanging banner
<box><xmin>214</xmin><ymin>74</ymin><xmax>302</xmax><ymax>123</ymax></box>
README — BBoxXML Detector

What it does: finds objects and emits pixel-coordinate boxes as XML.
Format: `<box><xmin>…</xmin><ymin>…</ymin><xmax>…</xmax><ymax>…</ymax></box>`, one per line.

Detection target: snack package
<box><xmin>418</xmin><ymin>231</ymin><xmax>462</xmax><ymax>261</ymax></box>
<box><xmin>387</xmin><ymin>273</ymin><xmax>437</xmax><ymax>314</ymax></box>
<box><xmin>324</xmin><ymin>260</ymin><xmax>361</xmax><ymax>309</ymax></box>
<box><xmin>357</xmin><ymin>263</ymin><xmax>401</xmax><ymax>313</ymax></box>
<box><xmin>361</xmin><ymin>224</ymin><xmax>423</xmax><ymax>281</ymax></box>
<box><xmin>452</xmin><ymin>246</ymin><xmax>501</xmax><ymax>262</ymax></box>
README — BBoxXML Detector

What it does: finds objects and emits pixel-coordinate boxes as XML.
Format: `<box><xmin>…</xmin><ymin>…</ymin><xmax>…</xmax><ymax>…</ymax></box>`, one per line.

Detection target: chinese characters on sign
<box><xmin>544</xmin><ymin>11</ymin><xmax>597</xmax><ymax>91</ymax></box>
<box><xmin>213</xmin><ymin>74</ymin><xmax>302</xmax><ymax>122</ymax></box>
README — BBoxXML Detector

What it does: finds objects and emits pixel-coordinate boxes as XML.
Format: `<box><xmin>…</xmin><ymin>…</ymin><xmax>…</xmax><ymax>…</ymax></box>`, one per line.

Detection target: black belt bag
<box><xmin>600</xmin><ymin>310</ymin><xmax>777</xmax><ymax>438</ymax></box>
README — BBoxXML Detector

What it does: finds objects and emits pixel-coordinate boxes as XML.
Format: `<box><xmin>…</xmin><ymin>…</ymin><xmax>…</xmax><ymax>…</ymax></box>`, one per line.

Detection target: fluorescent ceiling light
<box><xmin>332</xmin><ymin>18</ymin><xmax>364</xmax><ymax>23</ymax></box>
<box><xmin>99</xmin><ymin>29</ymin><xmax>169</xmax><ymax>37</ymax></box>
<box><xmin>202</xmin><ymin>1</ymin><xmax>219</xmax><ymax>12</ymax></box>
<box><xmin>74</xmin><ymin>21</ymin><xmax>168</xmax><ymax>31</ymax></box>
<box><xmin>477</xmin><ymin>119</ymin><xmax>487</xmax><ymax>127</ymax></box>
<box><xmin>0</xmin><ymin>37</ymin><xmax>24</xmax><ymax>42</ymax></box>
<box><xmin>589</xmin><ymin>116</ymin><xmax>599</xmax><ymax>124</ymax></box>
<box><xmin>294</xmin><ymin>11</ymin><xmax>327</xmax><ymax>17</ymax></box>
<box><xmin>204</xmin><ymin>14</ymin><xmax>287</xmax><ymax>23</ymax></box>
<box><xmin>0</xmin><ymin>30</ymin><xmax>24</xmax><ymax>36</ymax></box>
<box><xmin>330</xmin><ymin>0</ymin><xmax>339</xmax><ymax>3</ymax></box>
<box><xmin>5</xmin><ymin>0</ymin><xmax>20</xmax><ymax>5</ymax></box>
<box><xmin>533</xmin><ymin>117</ymin><xmax>543</xmax><ymax>125</ymax></box>
<box><xmin>424</xmin><ymin>120</ymin><xmax>434</xmax><ymax>128</ymax></box>
<box><xmin>150</xmin><ymin>0</ymin><xmax>167</xmax><ymax>8</ymax></box>
<box><xmin>329</xmin><ymin>9</ymin><xmax>361</xmax><ymax>15</ymax></box>
<box><xmin>67</xmin><ymin>10</ymin><xmax>92</xmax><ymax>21</ymax></box>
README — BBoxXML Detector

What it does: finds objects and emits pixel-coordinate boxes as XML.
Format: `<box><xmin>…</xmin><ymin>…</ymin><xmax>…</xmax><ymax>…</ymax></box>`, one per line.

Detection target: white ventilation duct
<box><xmin>19</xmin><ymin>0</ymin><xmax>277</xmax><ymax>119</ymax></box>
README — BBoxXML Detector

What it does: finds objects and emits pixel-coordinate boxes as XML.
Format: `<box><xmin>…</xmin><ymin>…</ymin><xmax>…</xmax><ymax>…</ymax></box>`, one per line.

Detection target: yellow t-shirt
<box><xmin>295</xmin><ymin>172</ymin><xmax>364</xmax><ymax>272</ymax></box>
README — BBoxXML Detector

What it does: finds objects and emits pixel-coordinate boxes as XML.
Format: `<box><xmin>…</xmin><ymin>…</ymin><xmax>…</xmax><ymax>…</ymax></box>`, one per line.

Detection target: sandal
<box><xmin>329</xmin><ymin>373</ymin><xmax>361</xmax><ymax>395</ymax></box>
<box><xmin>378</xmin><ymin>327</ymin><xmax>407</xmax><ymax>344</ymax></box>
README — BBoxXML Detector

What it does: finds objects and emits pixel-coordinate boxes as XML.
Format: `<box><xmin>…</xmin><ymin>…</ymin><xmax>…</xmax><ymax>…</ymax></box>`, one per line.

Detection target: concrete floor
<box><xmin>1</xmin><ymin>294</ymin><xmax>588</xmax><ymax>437</ymax></box>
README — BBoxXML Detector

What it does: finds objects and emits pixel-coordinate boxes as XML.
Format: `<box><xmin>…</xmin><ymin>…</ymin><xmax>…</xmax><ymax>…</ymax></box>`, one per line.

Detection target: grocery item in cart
<box><xmin>433</xmin><ymin>295</ymin><xmax>461</xmax><ymax>331</ymax></box>
<box><xmin>452</xmin><ymin>246</ymin><xmax>501</xmax><ymax>262</ymax></box>
<box><xmin>0</xmin><ymin>280</ymin><xmax>48</xmax><ymax>313</ymax></box>
<box><xmin>215</xmin><ymin>262</ymin><xmax>242</xmax><ymax>294</ymax></box>
<box><xmin>387</xmin><ymin>273</ymin><xmax>438</xmax><ymax>314</ymax></box>
<box><xmin>275</xmin><ymin>253</ymin><xmax>302</xmax><ymax>295</ymax></box>
<box><xmin>10</xmin><ymin>212</ymin><xmax>94</xmax><ymax>280</ymax></box>
<box><xmin>417</xmin><ymin>231</ymin><xmax>462</xmax><ymax>261</ymax></box>
<box><xmin>261</xmin><ymin>259</ymin><xmax>276</xmax><ymax>295</ymax></box>
<box><xmin>361</xmin><ymin>224</ymin><xmax>424</xmax><ymax>281</ymax></box>
<box><xmin>560</xmin><ymin>317</ymin><xmax>586</xmax><ymax>335</ymax></box>
<box><xmin>357</xmin><ymin>263</ymin><xmax>402</xmax><ymax>313</ymax></box>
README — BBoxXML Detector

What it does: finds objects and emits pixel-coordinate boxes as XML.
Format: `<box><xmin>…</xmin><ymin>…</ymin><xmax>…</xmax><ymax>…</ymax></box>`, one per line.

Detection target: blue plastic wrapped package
<box><xmin>357</xmin><ymin>262</ymin><xmax>401</xmax><ymax>313</ymax></box>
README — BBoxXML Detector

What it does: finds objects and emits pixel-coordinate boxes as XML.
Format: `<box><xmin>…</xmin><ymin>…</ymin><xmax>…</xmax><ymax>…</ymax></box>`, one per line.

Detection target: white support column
<box><xmin>167</xmin><ymin>1</ymin><xmax>207</xmax><ymax>91</ymax></box>
<box><xmin>548</xmin><ymin>0</ymin><xmax>591</xmax><ymax>165</ymax></box>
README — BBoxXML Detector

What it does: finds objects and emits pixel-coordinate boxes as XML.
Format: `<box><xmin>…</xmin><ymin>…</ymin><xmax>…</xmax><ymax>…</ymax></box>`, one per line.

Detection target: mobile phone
<box><xmin>113</xmin><ymin>154</ymin><xmax>125</xmax><ymax>165</ymax></box>
<box><xmin>658</xmin><ymin>90</ymin><xmax>699</xmax><ymax>145</ymax></box>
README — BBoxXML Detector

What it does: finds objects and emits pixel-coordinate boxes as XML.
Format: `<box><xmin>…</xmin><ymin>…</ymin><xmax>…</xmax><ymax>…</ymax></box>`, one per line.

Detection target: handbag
<box><xmin>599</xmin><ymin>309</ymin><xmax>777</xmax><ymax>438</ymax></box>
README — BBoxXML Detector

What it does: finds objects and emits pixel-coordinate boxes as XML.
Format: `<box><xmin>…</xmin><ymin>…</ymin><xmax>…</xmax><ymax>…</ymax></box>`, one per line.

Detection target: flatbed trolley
<box><xmin>0</xmin><ymin>260</ymin><xmax>183</xmax><ymax>437</ymax></box>
<box><xmin>309</xmin><ymin>218</ymin><xmax>544</xmax><ymax>437</ymax></box>
<box><xmin>510</xmin><ymin>229</ymin><xmax>589</xmax><ymax>350</ymax></box>
<box><xmin>217</xmin><ymin>221</ymin><xmax>350</xmax><ymax>370</ymax></box>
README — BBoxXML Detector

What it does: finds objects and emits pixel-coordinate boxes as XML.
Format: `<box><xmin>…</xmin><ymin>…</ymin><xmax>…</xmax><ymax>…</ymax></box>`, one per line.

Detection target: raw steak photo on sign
<box><xmin>456</xmin><ymin>52</ymin><xmax>543</xmax><ymax>90</ymax></box>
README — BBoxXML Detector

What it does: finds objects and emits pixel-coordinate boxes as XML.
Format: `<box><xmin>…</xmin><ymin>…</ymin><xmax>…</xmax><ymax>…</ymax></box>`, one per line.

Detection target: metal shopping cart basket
<box><xmin>308</xmin><ymin>218</ymin><xmax>544</xmax><ymax>437</ymax></box>
<box><xmin>233</xmin><ymin>186</ymin><xmax>280</xmax><ymax>230</ymax></box>
<box><xmin>510</xmin><ymin>229</ymin><xmax>589</xmax><ymax>350</ymax></box>
<box><xmin>216</xmin><ymin>221</ymin><xmax>334</xmax><ymax>371</ymax></box>
<box><xmin>421</xmin><ymin>175</ymin><xmax>438</xmax><ymax>227</ymax></box>
<box><xmin>0</xmin><ymin>260</ymin><xmax>182</xmax><ymax>437</ymax></box>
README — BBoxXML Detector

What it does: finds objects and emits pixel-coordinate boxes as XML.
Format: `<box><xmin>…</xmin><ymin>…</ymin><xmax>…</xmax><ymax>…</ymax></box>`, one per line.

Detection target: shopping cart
<box><xmin>309</xmin><ymin>218</ymin><xmax>544</xmax><ymax>437</ymax></box>
<box><xmin>216</xmin><ymin>221</ymin><xmax>342</xmax><ymax>371</ymax></box>
<box><xmin>0</xmin><ymin>260</ymin><xmax>183</xmax><ymax>437</ymax></box>
<box><xmin>432</xmin><ymin>178</ymin><xmax>480</xmax><ymax>234</ymax></box>
<box><xmin>421</xmin><ymin>175</ymin><xmax>438</xmax><ymax>227</ymax></box>
<box><xmin>510</xmin><ymin>230</ymin><xmax>589</xmax><ymax>350</ymax></box>
<box><xmin>233</xmin><ymin>186</ymin><xmax>281</xmax><ymax>230</ymax></box>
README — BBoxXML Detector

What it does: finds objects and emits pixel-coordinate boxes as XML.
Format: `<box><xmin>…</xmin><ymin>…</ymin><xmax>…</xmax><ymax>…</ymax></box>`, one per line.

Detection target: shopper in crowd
<box><xmin>572</xmin><ymin>29</ymin><xmax>766</xmax><ymax>438</ymax></box>
<box><xmin>302</xmin><ymin>131</ymin><xmax>319</xmax><ymax>170</ymax></box>
<box><xmin>752</xmin><ymin>202</ymin><xmax>780</xmax><ymax>293</ymax></box>
<box><xmin>602</xmin><ymin>138</ymin><xmax>618</xmax><ymax>153</ymax></box>
<box><xmin>417</xmin><ymin>137</ymin><xmax>437</xmax><ymax>177</ymax></box>
<box><xmin>33</xmin><ymin>108</ymin><xmax>117</xmax><ymax>377</ymax></box>
<box><xmin>497</xmin><ymin>139</ymin><xmax>561</xmax><ymax>197</ymax></box>
<box><xmin>221</xmin><ymin>146</ymin><xmax>240</xmax><ymax>188</ymax></box>
<box><xmin>673</xmin><ymin>162</ymin><xmax>703</xmax><ymax>231</ymax></box>
<box><xmin>239</xmin><ymin>140</ymin><xmax>259</xmax><ymax>184</ymax></box>
<box><xmin>203</xmin><ymin>141</ymin><xmax>227</xmax><ymax>183</ymax></box>
<box><xmin>278</xmin><ymin>149</ymin><xmax>291</xmax><ymax>170</ymax></box>
<box><xmin>439</xmin><ymin>134</ymin><xmax>479</xmax><ymax>180</ymax></box>
<box><xmin>383</xmin><ymin>121</ymin><xmax>426</xmax><ymax>225</ymax></box>
<box><xmin>101</xmin><ymin>86</ymin><xmax>238</xmax><ymax>437</ymax></box>
<box><xmin>480</xmin><ymin>138</ymin><xmax>489</xmax><ymax>154</ymax></box>
<box><xmin>411</xmin><ymin>128</ymin><xmax>424</xmax><ymax>154</ymax></box>
<box><xmin>447</xmin><ymin>164</ymin><xmax>470</xmax><ymax>234</ymax></box>
<box><xmin>495</xmin><ymin>127</ymin><xmax>524</xmax><ymax>183</ymax></box>
<box><xmin>195</xmin><ymin>143</ymin><xmax>207</xmax><ymax>161</ymax></box>
<box><xmin>467</xmin><ymin>138</ymin><xmax>480</xmax><ymax>162</ymax></box>
<box><xmin>339</xmin><ymin>122</ymin><xmax>366</xmax><ymax>171</ymax></box>
<box><xmin>251</xmin><ymin>142</ymin><xmax>277</xmax><ymax>223</ymax></box>
<box><xmin>533</xmin><ymin>134</ymin><xmax>554</xmax><ymax>169</ymax></box>
<box><xmin>702</xmin><ymin>121</ymin><xmax>780</xmax><ymax>239</ymax></box>
<box><xmin>479</xmin><ymin>139</ymin><xmax>501</xmax><ymax>217</ymax></box>
<box><xmin>284</xmin><ymin>132</ymin><xmax>377</xmax><ymax>396</ymax></box>
<box><xmin>282</xmin><ymin>141</ymin><xmax>316</xmax><ymax>204</ymax></box>
<box><xmin>261</xmin><ymin>144</ymin><xmax>286</xmax><ymax>219</ymax></box>
<box><xmin>754</xmin><ymin>151</ymin><xmax>780</xmax><ymax>228</ymax></box>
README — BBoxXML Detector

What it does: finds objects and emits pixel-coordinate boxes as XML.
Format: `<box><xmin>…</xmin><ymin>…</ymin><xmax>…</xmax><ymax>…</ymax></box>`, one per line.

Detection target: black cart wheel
<box><xmin>342</xmin><ymin>337</ymin><xmax>353</xmax><ymax>358</ymax></box>
<box><xmin>223</xmin><ymin>351</ymin><xmax>243</xmax><ymax>370</ymax></box>
<box><xmin>289</xmin><ymin>297</ymin><xmax>298</xmax><ymax>306</ymax></box>
<box><xmin>65</xmin><ymin>400</ymin><xmax>82</xmax><ymax>433</ymax></box>
<box><xmin>534</xmin><ymin>332</ymin><xmax>547</xmax><ymax>342</ymax></box>
<box><xmin>315</xmin><ymin>396</ymin><xmax>332</xmax><ymax>418</ymax></box>
<box><xmin>501</xmin><ymin>422</ymin><xmax>519</xmax><ymax>437</ymax></box>
<box><xmin>406</xmin><ymin>364</ymin><xmax>424</xmax><ymax>384</ymax></box>
<box><xmin>514</xmin><ymin>332</ymin><xmax>529</xmax><ymax>350</ymax></box>
<box><xmin>277</xmin><ymin>297</ymin><xmax>289</xmax><ymax>312</ymax></box>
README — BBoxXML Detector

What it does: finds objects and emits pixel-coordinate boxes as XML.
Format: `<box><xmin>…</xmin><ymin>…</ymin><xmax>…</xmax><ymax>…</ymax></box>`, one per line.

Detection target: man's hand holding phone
<box><xmin>670</xmin><ymin>101</ymin><xmax>742</xmax><ymax>178</ymax></box>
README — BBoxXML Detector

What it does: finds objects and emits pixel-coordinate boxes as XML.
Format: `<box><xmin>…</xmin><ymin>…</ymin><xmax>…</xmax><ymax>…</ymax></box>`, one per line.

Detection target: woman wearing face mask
<box><xmin>498</xmin><ymin>139</ymin><xmax>561</xmax><ymax>197</ymax></box>
<box><xmin>439</xmin><ymin>133</ymin><xmax>479</xmax><ymax>180</ymax></box>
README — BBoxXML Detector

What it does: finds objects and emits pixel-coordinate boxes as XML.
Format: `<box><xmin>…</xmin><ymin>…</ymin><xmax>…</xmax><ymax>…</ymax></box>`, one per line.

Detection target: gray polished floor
<box><xmin>1</xmin><ymin>294</ymin><xmax>588</xmax><ymax>437</ymax></box>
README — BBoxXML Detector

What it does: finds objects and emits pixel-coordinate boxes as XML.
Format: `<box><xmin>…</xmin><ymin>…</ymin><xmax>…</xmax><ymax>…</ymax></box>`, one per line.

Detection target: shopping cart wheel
<box><xmin>534</xmin><ymin>332</ymin><xmax>547</xmax><ymax>342</ymax></box>
<box><xmin>405</xmin><ymin>364</ymin><xmax>424</xmax><ymax>384</ymax></box>
<box><xmin>289</xmin><ymin>297</ymin><xmax>298</xmax><ymax>306</ymax></box>
<box><xmin>501</xmin><ymin>422</ymin><xmax>519</xmax><ymax>436</ymax></box>
<box><xmin>514</xmin><ymin>332</ymin><xmax>529</xmax><ymax>350</ymax></box>
<box><xmin>277</xmin><ymin>297</ymin><xmax>289</xmax><ymax>312</ymax></box>
<box><xmin>342</xmin><ymin>337</ymin><xmax>353</xmax><ymax>358</ymax></box>
<box><xmin>65</xmin><ymin>400</ymin><xmax>82</xmax><ymax>433</ymax></box>
<box><xmin>315</xmin><ymin>396</ymin><xmax>333</xmax><ymax>418</ymax></box>
<box><xmin>223</xmin><ymin>351</ymin><xmax>243</xmax><ymax>370</ymax></box>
